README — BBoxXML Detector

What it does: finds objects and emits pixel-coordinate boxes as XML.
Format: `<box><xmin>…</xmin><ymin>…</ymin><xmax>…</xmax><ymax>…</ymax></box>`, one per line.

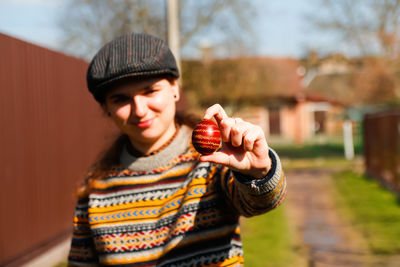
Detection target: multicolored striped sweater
<box><xmin>68</xmin><ymin>125</ymin><xmax>286</xmax><ymax>266</ymax></box>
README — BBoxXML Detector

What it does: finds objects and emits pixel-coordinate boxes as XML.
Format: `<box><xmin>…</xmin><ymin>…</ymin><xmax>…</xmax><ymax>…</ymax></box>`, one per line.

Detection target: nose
<box><xmin>132</xmin><ymin>95</ymin><xmax>148</xmax><ymax>117</ymax></box>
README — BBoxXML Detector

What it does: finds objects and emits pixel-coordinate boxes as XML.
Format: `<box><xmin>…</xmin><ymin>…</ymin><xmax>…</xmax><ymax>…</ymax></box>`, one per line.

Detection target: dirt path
<box><xmin>285</xmin><ymin>168</ymin><xmax>400</xmax><ymax>267</ymax></box>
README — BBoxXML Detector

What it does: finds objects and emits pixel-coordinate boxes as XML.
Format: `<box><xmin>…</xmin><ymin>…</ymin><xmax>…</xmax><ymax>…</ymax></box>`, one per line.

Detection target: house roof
<box><xmin>181</xmin><ymin>56</ymin><xmax>348</xmax><ymax>107</ymax></box>
<box><xmin>181</xmin><ymin>57</ymin><xmax>305</xmax><ymax>106</ymax></box>
<box><xmin>306</xmin><ymin>73</ymin><xmax>356</xmax><ymax>105</ymax></box>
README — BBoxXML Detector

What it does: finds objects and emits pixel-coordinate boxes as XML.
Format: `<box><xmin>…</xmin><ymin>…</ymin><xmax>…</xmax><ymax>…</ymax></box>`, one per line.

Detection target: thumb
<box><xmin>199</xmin><ymin>151</ymin><xmax>230</xmax><ymax>166</ymax></box>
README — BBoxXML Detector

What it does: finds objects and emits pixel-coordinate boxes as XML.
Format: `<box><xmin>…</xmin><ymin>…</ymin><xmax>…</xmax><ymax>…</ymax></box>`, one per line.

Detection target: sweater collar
<box><xmin>126</xmin><ymin>125</ymin><xmax>181</xmax><ymax>157</ymax></box>
<box><xmin>120</xmin><ymin>125</ymin><xmax>192</xmax><ymax>172</ymax></box>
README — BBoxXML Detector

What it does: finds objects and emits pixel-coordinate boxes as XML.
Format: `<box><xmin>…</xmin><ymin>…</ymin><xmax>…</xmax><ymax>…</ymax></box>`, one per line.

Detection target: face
<box><xmin>103</xmin><ymin>77</ymin><xmax>180</xmax><ymax>152</ymax></box>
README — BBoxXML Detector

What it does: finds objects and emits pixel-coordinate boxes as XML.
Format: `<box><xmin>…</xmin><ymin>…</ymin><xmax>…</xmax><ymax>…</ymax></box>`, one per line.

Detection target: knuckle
<box><xmin>224</xmin><ymin>118</ymin><xmax>235</xmax><ymax>127</ymax></box>
<box><xmin>245</xmin><ymin>143</ymin><xmax>253</xmax><ymax>151</ymax></box>
<box><xmin>215</xmin><ymin>103</ymin><xmax>222</xmax><ymax>109</ymax></box>
<box><xmin>205</xmin><ymin>106</ymin><xmax>214</xmax><ymax>114</ymax></box>
<box><xmin>244</xmin><ymin>135</ymin><xmax>254</xmax><ymax>143</ymax></box>
<box><xmin>231</xmin><ymin>126</ymin><xmax>241</xmax><ymax>135</ymax></box>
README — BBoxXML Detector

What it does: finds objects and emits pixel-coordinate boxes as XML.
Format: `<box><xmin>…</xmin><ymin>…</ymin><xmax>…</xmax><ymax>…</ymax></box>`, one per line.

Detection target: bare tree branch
<box><xmin>58</xmin><ymin>0</ymin><xmax>258</xmax><ymax>60</ymax></box>
<box><xmin>310</xmin><ymin>0</ymin><xmax>400</xmax><ymax>58</ymax></box>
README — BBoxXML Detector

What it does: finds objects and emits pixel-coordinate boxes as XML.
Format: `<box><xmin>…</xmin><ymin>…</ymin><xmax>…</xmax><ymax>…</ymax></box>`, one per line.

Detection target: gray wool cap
<box><xmin>87</xmin><ymin>33</ymin><xmax>180</xmax><ymax>102</ymax></box>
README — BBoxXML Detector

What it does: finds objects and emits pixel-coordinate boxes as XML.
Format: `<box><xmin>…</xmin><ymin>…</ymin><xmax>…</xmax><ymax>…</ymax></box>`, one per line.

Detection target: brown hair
<box><xmin>77</xmin><ymin>76</ymin><xmax>201</xmax><ymax>198</ymax></box>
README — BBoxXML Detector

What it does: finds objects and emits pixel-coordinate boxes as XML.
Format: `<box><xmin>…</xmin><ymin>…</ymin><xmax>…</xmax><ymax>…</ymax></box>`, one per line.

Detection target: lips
<box><xmin>135</xmin><ymin>118</ymin><xmax>154</xmax><ymax>128</ymax></box>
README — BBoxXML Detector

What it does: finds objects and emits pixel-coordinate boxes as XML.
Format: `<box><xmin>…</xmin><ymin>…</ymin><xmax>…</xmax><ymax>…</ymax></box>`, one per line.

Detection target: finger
<box><xmin>219</xmin><ymin>117</ymin><xmax>236</xmax><ymax>142</ymax></box>
<box><xmin>230</xmin><ymin>121</ymin><xmax>249</xmax><ymax>147</ymax></box>
<box><xmin>243</xmin><ymin>126</ymin><xmax>259</xmax><ymax>151</ymax></box>
<box><xmin>233</xmin><ymin>117</ymin><xmax>244</xmax><ymax>124</ymax></box>
<box><xmin>246</xmin><ymin>126</ymin><xmax>268</xmax><ymax>153</ymax></box>
<box><xmin>199</xmin><ymin>151</ymin><xmax>230</xmax><ymax>166</ymax></box>
<box><xmin>203</xmin><ymin>104</ymin><xmax>228</xmax><ymax>123</ymax></box>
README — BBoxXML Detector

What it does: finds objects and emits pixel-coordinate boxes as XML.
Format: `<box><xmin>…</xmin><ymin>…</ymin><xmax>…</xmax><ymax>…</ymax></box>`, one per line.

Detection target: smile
<box><xmin>135</xmin><ymin>118</ymin><xmax>154</xmax><ymax>128</ymax></box>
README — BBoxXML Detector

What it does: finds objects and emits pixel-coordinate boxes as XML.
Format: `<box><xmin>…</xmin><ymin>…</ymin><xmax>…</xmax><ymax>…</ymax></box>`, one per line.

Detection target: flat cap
<box><xmin>87</xmin><ymin>33</ymin><xmax>179</xmax><ymax>102</ymax></box>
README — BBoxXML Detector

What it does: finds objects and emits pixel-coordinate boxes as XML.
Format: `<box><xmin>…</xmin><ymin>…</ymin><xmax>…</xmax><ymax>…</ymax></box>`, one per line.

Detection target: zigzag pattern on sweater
<box><xmin>159</xmin><ymin>240</ymin><xmax>243</xmax><ymax>267</ymax></box>
<box><xmin>91</xmin><ymin>200</ymin><xmax>220</xmax><ymax>236</ymax></box>
<box><xmin>89</xmin><ymin>163</ymin><xmax>199</xmax><ymax>207</ymax></box>
<box><xmin>96</xmin><ymin>224</ymin><xmax>243</xmax><ymax>266</ymax></box>
<box><xmin>95</xmin><ymin>213</ymin><xmax>196</xmax><ymax>252</ymax></box>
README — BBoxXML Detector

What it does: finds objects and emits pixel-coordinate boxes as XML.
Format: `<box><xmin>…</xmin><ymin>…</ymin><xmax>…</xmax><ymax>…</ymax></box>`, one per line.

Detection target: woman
<box><xmin>68</xmin><ymin>33</ymin><xmax>286</xmax><ymax>266</ymax></box>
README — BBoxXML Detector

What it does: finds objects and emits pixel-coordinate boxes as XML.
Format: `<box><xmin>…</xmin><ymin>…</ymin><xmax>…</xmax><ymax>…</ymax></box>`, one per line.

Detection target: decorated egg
<box><xmin>192</xmin><ymin>119</ymin><xmax>221</xmax><ymax>155</ymax></box>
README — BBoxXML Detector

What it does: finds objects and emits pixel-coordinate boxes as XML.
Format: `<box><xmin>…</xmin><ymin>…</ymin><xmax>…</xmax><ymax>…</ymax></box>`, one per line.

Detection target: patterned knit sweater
<box><xmin>68</xmin><ymin>125</ymin><xmax>286</xmax><ymax>266</ymax></box>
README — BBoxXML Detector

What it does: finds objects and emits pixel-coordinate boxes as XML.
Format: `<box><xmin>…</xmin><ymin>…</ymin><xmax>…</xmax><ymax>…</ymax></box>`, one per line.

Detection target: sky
<box><xmin>0</xmin><ymin>0</ymin><xmax>64</xmax><ymax>51</ymax></box>
<box><xmin>0</xmin><ymin>0</ymin><xmax>343</xmax><ymax>59</ymax></box>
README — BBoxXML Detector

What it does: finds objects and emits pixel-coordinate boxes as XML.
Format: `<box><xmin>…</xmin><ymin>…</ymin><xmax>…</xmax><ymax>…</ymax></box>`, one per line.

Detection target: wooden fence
<box><xmin>0</xmin><ymin>33</ymin><xmax>117</xmax><ymax>265</ymax></box>
<box><xmin>364</xmin><ymin>109</ymin><xmax>400</xmax><ymax>193</ymax></box>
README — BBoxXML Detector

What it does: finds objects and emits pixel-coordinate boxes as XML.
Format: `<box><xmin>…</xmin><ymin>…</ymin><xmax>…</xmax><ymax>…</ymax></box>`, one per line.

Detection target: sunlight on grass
<box><xmin>333</xmin><ymin>170</ymin><xmax>400</xmax><ymax>254</ymax></box>
<box><xmin>281</xmin><ymin>157</ymin><xmax>356</xmax><ymax>170</ymax></box>
<box><xmin>272</xmin><ymin>140</ymin><xmax>363</xmax><ymax>159</ymax></box>
<box><xmin>241</xmin><ymin>205</ymin><xmax>301</xmax><ymax>267</ymax></box>
<box><xmin>272</xmin><ymin>140</ymin><xmax>363</xmax><ymax>171</ymax></box>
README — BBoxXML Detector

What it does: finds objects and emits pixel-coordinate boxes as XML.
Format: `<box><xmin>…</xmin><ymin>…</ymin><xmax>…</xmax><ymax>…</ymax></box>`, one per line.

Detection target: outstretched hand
<box><xmin>199</xmin><ymin>104</ymin><xmax>272</xmax><ymax>179</ymax></box>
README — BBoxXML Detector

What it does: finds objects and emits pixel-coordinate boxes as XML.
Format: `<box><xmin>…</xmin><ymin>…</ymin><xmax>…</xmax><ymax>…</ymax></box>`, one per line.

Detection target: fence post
<box><xmin>343</xmin><ymin>120</ymin><xmax>354</xmax><ymax>160</ymax></box>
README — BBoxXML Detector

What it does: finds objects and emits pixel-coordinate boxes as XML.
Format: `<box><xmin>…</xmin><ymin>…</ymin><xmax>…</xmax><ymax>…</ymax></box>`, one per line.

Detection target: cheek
<box><xmin>113</xmin><ymin>105</ymin><xmax>131</xmax><ymax>121</ymax></box>
<box><xmin>151</xmin><ymin>94</ymin><xmax>174</xmax><ymax>110</ymax></box>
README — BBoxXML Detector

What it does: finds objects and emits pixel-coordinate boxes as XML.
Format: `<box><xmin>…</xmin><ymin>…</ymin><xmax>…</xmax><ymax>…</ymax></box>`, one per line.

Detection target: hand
<box><xmin>199</xmin><ymin>104</ymin><xmax>272</xmax><ymax>179</ymax></box>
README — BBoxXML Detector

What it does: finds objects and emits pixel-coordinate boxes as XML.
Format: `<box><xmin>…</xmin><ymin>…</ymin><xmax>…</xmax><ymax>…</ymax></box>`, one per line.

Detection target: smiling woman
<box><xmin>103</xmin><ymin>76</ymin><xmax>180</xmax><ymax>154</ymax></box>
<box><xmin>68</xmin><ymin>32</ymin><xmax>286</xmax><ymax>267</ymax></box>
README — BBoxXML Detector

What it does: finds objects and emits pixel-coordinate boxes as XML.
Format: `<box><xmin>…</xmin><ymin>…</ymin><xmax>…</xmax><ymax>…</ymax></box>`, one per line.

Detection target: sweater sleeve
<box><xmin>219</xmin><ymin>148</ymin><xmax>287</xmax><ymax>217</ymax></box>
<box><xmin>68</xmin><ymin>198</ymin><xmax>98</xmax><ymax>266</ymax></box>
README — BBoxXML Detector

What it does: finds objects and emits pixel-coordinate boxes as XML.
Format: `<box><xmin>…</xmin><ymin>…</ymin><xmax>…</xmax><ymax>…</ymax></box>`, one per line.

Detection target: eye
<box><xmin>143</xmin><ymin>88</ymin><xmax>159</xmax><ymax>95</ymax></box>
<box><xmin>109</xmin><ymin>95</ymin><xmax>130</xmax><ymax>104</ymax></box>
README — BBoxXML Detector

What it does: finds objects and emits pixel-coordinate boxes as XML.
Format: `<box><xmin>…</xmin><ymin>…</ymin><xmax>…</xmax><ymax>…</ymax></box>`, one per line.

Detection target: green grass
<box><xmin>241</xmin><ymin>205</ymin><xmax>302</xmax><ymax>267</ymax></box>
<box><xmin>332</xmin><ymin>170</ymin><xmax>400</xmax><ymax>254</ymax></box>
<box><xmin>272</xmin><ymin>140</ymin><xmax>364</xmax><ymax>171</ymax></box>
<box><xmin>272</xmin><ymin>140</ymin><xmax>363</xmax><ymax>159</ymax></box>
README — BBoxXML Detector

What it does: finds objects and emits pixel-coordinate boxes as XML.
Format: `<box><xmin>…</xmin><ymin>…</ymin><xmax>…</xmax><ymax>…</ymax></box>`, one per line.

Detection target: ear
<box><xmin>171</xmin><ymin>79</ymin><xmax>180</xmax><ymax>102</ymax></box>
<box><xmin>101</xmin><ymin>103</ymin><xmax>111</xmax><ymax>116</ymax></box>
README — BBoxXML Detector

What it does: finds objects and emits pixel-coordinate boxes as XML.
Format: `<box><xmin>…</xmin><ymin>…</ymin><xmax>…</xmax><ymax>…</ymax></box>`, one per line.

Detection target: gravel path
<box><xmin>285</xmin><ymin>168</ymin><xmax>400</xmax><ymax>267</ymax></box>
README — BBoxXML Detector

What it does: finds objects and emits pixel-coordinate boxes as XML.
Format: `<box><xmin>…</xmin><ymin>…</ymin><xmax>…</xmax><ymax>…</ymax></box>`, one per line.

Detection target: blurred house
<box><xmin>182</xmin><ymin>56</ymin><xmax>346</xmax><ymax>144</ymax></box>
<box><xmin>237</xmin><ymin>94</ymin><xmax>344</xmax><ymax>144</ymax></box>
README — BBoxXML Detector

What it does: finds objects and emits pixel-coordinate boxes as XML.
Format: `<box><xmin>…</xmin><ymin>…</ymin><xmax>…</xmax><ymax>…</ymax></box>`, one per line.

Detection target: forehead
<box><xmin>106</xmin><ymin>77</ymin><xmax>165</xmax><ymax>96</ymax></box>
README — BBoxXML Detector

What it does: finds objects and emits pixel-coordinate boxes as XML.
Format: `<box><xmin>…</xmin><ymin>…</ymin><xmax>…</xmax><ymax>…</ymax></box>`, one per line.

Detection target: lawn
<box><xmin>245</xmin><ymin>139</ymin><xmax>400</xmax><ymax>260</ymax></box>
<box><xmin>272</xmin><ymin>139</ymin><xmax>364</xmax><ymax>171</ymax></box>
<box><xmin>241</xmin><ymin>204</ymin><xmax>303</xmax><ymax>267</ymax></box>
<box><xmin>275</xmin><ymin>138</ymin><xmax>400</xmax><ymax>256</ymax></box>
<box><xmin>332</xmin><ymin>170</ymin><xmax>400</xmax><ymax>254</ymax></box>
<box><xmin>238</xmin><ymin>140</ymin><xmax>359</xmax><ymax>267</ymax></box>
<box><xmin>272</xmin><ymin>140</ymin><xmax>363</xmax><ymax>159</ymax></box>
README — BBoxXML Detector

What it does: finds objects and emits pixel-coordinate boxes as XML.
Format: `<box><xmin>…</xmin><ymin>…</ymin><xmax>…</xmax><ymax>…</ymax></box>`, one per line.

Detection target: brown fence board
<box><xmin>0</xmin><ymin>33</ymin><xmax>117</xmax><ymax>265</ymax></box>
<box><xmin>364</xmin><ymin>109</ymin><xmax>400</xmax><ymax>193</ymax></box>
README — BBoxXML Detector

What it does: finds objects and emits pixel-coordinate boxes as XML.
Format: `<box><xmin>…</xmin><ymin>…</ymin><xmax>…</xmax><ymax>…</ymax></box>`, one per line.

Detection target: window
<box><xmin>269</xmin><ymin>107</ymin><xmax>281</xmax><ymax>135</ymax></box>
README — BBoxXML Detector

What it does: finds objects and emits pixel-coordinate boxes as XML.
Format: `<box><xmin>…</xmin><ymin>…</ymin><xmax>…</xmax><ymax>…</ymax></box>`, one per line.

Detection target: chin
<box><xmin>137</xmin><ymin>128</ymin><xmax>164</xmax><ymax>141</ymax></box>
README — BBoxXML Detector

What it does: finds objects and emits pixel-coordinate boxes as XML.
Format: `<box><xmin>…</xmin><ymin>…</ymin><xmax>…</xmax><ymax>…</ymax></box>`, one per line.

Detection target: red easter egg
<box><xmin>192</xmin><ymin>119</ymin><xmax>221</xmax><ymax>155</ymax></box>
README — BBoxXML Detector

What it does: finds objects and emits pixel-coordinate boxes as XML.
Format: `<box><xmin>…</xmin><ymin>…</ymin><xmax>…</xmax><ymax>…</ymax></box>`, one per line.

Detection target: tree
<box><xmin>310</xmin><ymin>0</ymin><xmax>400</xmax><ymax>59</ymax></box>
<box><xmin>58</xmin><ymin>0</ymin><xmax>258</xmax><ymax>60</ymax></box>
<box><xmin>306</xmin><ymin>0</ymin><xmax>400</xmax><ymax>106</ymax></box>
<box><xmin>353</xmin><ymin>58</ymin><xmax>399</xmax><ymax>104</ymax></box>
